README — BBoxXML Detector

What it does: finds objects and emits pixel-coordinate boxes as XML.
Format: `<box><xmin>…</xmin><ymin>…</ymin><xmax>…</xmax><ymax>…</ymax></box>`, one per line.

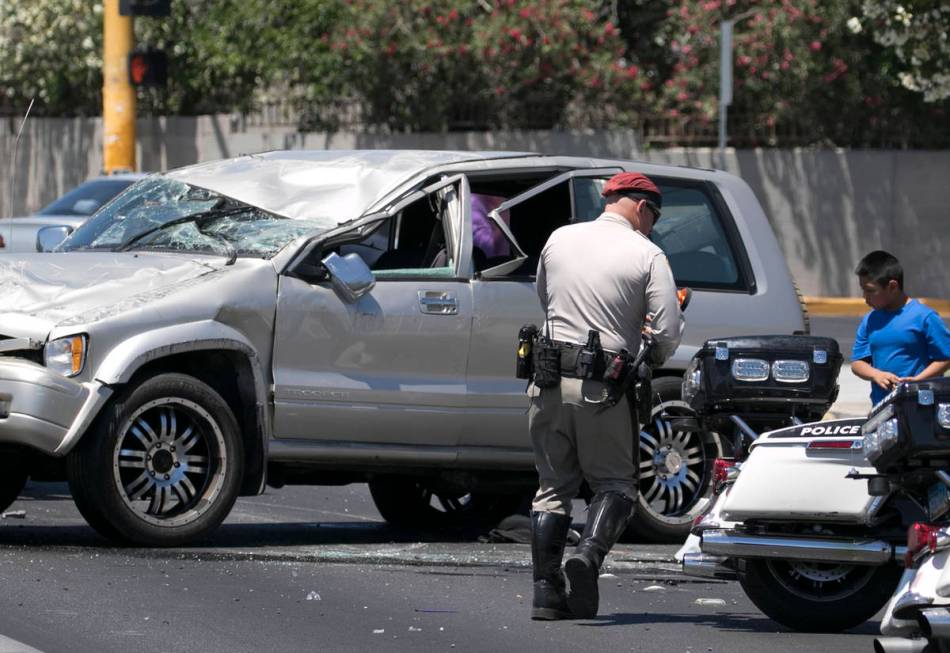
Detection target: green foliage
<box><xmin>653</xmin><ymin>0</ymin><xmax>948</xmax><ymax>145</ymax></box>
<box><xmin>0</xmin><ymin>0</ymin><xmax>104</xmax><ymax>115</ymax></box>
<box><xmin>0</xmin><ymin>0</ymin><xmax>946</xmax><ymax>144</ymax></box>
<box><xmin>324</xmin><ymin>0</ymin><xmax>642</xmax><ymax>130</ymax></box>
<box><xmin>857</xmin><ymin>0</ymin><xmax>950</xmax><ymax>102</ymax></box>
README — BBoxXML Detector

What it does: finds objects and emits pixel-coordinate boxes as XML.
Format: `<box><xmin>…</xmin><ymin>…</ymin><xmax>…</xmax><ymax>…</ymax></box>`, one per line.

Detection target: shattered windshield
<box><xmin>59</xmin><ymin>177</ymin><xmax>332</xmax><ymax>258</ymax></box>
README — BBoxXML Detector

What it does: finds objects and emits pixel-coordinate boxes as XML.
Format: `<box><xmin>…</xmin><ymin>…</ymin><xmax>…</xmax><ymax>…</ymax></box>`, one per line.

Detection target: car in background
<box><xmin>0</xmin><ymin>173</ymin><xmax>147</xmax><ymax>253</ymax></box>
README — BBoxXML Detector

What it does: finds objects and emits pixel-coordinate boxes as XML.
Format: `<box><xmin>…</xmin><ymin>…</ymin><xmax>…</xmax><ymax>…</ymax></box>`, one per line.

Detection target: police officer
<box><xmin>528</xmin><ymin>172</ymin><xmax>683</xmax><ymax>620</ymax></box>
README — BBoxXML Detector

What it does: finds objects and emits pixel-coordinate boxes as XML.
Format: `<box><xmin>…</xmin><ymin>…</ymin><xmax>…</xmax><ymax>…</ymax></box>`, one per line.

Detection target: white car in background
<box><xmin>0</xmin><ymin>173</ymin><xmax>147</xmax><ymax>253</ymax></box>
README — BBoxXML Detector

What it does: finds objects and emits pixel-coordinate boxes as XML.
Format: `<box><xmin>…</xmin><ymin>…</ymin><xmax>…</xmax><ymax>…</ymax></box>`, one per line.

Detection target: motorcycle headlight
<box><xmin>682</xmin><ymin>358</ymin><xmax>702</xmax><ymax>404</ymax></box>
<box><xmin>44</xmin><ymin>335</ymin><xmax>87</xmax><ymax>377</ymax></box>
<box><xmin>938</xmin><ymin>403</ymin><xmax>950</xmax><ymax>429</ymax></box>
<box><xmin>731</xmin><ymin>358</ymin><xmax>769</xmax><ymax>382</ymax></box>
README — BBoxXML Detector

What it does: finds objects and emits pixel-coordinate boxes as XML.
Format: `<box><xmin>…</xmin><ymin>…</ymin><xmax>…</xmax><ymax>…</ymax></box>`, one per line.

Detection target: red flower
<box><xmin>448</xmin><ymin>8</ymin><xmax>458</xmax><ymax>20</ymax></box>
<box><xmin>509</xmin><ymin>28</ymin><xmax>522</xmax><ymax>40</ymax></box>
<box><xmin>809</xmin><ymin>40</ymin><xmax>821</xmax><ymax>51</ymax></box>
<box><xmin>519</xmin><ymin>7</ymin><xmax>531</xmax><ymax>18</ymax></box>
<box><xmin>627</xmin><ymin>64</ymin><xmax>639</xmax><ymax>78</ymax></box>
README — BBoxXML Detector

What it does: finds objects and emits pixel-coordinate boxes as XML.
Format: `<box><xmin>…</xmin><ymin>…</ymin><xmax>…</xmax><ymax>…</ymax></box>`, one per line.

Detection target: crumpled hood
<box><xmin>0</xmin><ymin>252</ymin><xmax>224</xmax><ymax>340</ymax></box>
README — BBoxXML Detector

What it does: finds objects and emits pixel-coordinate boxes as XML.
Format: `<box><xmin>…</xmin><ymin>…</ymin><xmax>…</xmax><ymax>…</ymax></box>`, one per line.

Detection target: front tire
<box><xmin>740</xmin><ymin>558</ymin><xmax>902</xmax><ymax>632</ymax></box>
<box><xmin>67</xmin><ymin>373</ymin><xmax>243</xmax><ymax>546</ymax></box>
<box><xmin>0</xmin><ymin>445</ymin><xmax>29</xmax><ymax>513</ymax></box>
<box><xmin>627</xmin><ymin>376</ymin><xmax>723</xmax><ymax>543</ymax></box>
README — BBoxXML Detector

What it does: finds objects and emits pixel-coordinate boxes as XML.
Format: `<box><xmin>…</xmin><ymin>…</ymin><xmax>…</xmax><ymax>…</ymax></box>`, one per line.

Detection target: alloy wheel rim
<box><xmin>112</xmin><ymin>397</ymin><xmax>227</xmax><ymax>528</ymax></box>
<box><xmin>639</xmin><ymin>401</ymin><xmax>711</xmax><ymax>521</ymax></box>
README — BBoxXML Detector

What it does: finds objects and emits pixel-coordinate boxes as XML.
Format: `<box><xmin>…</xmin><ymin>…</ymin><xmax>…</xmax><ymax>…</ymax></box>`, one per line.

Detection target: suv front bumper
<box><xmin>0</xmin><ymin>358</ymin><xmax>111</xmax><ymax>456</ymax></box>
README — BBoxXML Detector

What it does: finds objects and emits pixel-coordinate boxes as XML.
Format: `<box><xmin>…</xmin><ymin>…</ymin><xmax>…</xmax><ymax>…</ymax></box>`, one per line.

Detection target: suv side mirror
<box><xmin>36</xmin><ymin>225</ymin><xmax>73</xmax><ymax>252</ymax></box>
<box><xmin>320</xmin><ymin>252</ymin><xmax>375</xmax><ymax>303</ymax></box>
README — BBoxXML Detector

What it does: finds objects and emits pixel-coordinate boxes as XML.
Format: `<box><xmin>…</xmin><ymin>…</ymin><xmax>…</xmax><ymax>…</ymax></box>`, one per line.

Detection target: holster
<box><xmin>531</xmin><ymin>338</ymin><xmax>562</xmax><ymax>389</ymax></box>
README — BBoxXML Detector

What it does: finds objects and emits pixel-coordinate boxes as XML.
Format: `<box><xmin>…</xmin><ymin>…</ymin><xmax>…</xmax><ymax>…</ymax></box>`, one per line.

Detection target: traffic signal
<box><xmin>128</xmin><ymin>49</ymin><xmax>168</xmax><ymax>87</ymax></box>
<box><xmin>119</xmin><ymin>0</ymin><xmax>171</xmax><ymax>16</ymax></box>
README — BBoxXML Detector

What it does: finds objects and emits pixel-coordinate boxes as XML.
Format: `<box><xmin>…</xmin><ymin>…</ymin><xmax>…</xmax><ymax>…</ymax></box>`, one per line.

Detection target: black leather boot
<box><xmin>563</xmin><ymin>492</ymin><xmax>635</xmax><ymax>618</ymax></box>
<box><xmin>530</xmin><ymin>511</ymin><xmax>573</xmax><ymax>620</ymax></box>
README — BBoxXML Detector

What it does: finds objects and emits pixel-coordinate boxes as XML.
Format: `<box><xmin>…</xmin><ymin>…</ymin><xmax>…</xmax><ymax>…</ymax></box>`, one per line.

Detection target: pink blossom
<box><xmin>627</xmin><ymin>64</ymin><xmax>639</xmax><ymax>78</ymax></box>
<box><xmin>809</xmin><ymin>40</ymin><xmax>822</xmax><ymax>52</ymax></box>
<box><xmin>737</xmin><ymin>55</ymin><xmax>752</xmax><ymax>66</ymax></box>
<box><xmin>519</xmin><ymin>7</ymin><xmax>531</xmax><ymax>18</ymax></box>
<box><xmin>448</xmin><ymin>9</ymin><xmax>458</xmax><ymax>20</ymax></box>
<box><xmin>677</xmin><ymin>91</ymin><xmax>689</xmax><ymax>101</ymax></box>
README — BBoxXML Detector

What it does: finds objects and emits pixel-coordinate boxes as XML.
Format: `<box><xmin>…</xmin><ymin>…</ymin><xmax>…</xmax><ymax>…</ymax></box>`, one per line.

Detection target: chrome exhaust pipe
<box><xmin>702</xmin><ymin>529</ymin><xmax>893</xmax><ymax>564</ymax></box>
<box><xmin>681</xmin><ymin>552</ymin><xmax>738</xmax><ymax>580</ymax></box>
<box><xmin>919</xmin><ymin>607</ymin><xmax>950</xmax><ymax>639</ymax></box>
<box><xmin>873</xmin><ymin>637</ymin><xmax>929</xmax><ymax>653</ymax></box>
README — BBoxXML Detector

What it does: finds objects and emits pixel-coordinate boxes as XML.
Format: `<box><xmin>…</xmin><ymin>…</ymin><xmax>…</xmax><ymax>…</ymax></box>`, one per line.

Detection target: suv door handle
<box><xmin>418</xmin><ymin>291</ymin><xmax>459</xmax><ymax>315</ymax></box>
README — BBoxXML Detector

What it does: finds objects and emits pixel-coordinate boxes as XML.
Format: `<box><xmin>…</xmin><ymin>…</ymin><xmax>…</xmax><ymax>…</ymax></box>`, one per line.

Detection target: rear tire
<box><xmin>740</xmin><ymin>558</ymin><xmax>901</xmax><ymax>632</ymax></box>
<box><xmin>0</xmin><ymin>445</ymin><xmax>29</xmax><ymax>513</ymax></box>
<box><xmin>626</xmin><ymin>376</ymin><xmax>724</xmax><ymax>543</ymax></box>
<box><xmin>67</xmin><ymin>373</ymin><xmax>243</xmax><ymax>546</ymax></box>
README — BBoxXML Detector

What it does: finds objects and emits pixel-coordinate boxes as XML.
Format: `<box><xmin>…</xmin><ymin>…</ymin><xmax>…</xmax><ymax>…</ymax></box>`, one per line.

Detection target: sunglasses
<box><xmin>620</xmin><ymin>193</ymin><xmax>662</xmax><ymax>224</ymax></box>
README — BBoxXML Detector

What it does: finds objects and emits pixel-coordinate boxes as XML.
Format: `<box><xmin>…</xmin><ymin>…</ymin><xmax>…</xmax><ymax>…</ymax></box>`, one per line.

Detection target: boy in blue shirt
<box><xmin>851</xmin><ymin>250</ymin><xmax>950</xmax><ymax>405</ymax></box>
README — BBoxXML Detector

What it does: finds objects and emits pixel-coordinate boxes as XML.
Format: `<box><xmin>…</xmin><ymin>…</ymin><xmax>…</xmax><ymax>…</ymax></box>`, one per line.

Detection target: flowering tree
<box><xmin>0</xmin><ymin>0</ymin><xmax>104</xmax><ymax>115</ymax></box>
<box><xmin>854</xmin><ymin>1</ymin><xmax>950</xmax><ymax>102</ymax></box>
<box><xmin>324</xmin><ymin>0</ymin><xmax>644</xmax><ymax>130</ymax></box>
<box><xmin>650</xmin><ymin>0</ymin><xmax>948</xmax><ymax>145</ymax></box>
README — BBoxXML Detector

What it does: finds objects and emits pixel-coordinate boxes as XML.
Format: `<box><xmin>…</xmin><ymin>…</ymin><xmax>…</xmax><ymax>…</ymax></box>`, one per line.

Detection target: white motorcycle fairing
<box><xmin>720</xmin><ymin>418</ymin><xmax>874</xmax><ymax>524</ymax></box>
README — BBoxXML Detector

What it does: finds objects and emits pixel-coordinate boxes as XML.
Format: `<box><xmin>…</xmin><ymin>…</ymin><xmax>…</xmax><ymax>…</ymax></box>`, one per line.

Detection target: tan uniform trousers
<box><xmin>528</xmin><ymin>377</ymin><xmax>637</xmax><ymax>516</ymax></box>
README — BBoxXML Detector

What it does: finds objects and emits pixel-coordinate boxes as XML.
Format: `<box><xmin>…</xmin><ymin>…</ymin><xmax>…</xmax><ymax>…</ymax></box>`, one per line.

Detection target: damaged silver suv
<box><xmin>0</xmin><ymin>150</ymin><xmax>807</xmax><ymax>546</ymax></box>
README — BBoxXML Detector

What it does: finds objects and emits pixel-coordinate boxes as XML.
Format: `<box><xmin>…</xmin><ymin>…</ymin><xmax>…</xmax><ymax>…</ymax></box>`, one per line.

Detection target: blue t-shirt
<box><xmin>852</xmin><ymin>299</ymin><xmax>950</xmax><ymax>404</ymax></box>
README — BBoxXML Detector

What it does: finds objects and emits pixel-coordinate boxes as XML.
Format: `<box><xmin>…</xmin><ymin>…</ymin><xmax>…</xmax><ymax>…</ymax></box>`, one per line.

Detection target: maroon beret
<box><xmin>601</xmin><ymin>172</ymin><xmax>662</xmax><ymax>207</ymax></box>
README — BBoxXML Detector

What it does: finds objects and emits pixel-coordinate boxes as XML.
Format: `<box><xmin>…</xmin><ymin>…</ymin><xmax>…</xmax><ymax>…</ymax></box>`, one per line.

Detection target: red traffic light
<box><xmin>128</xmin><ymin>49</ymin><xmax>167</xmax><ymax>87</ymax></box>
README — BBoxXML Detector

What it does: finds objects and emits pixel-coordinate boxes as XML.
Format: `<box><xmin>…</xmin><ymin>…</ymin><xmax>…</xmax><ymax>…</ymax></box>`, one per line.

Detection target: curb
<box><xmin>805</xmin><ymin>296</ymin><xmax>950</xmax><ymax>318</ymax></box>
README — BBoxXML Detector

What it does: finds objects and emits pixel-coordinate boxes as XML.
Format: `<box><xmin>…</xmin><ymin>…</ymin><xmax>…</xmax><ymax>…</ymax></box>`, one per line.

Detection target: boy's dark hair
<box><xmin>855</xmin><ymin>250</ymin><xmax>903</xmax><ymax>290</ymax></box>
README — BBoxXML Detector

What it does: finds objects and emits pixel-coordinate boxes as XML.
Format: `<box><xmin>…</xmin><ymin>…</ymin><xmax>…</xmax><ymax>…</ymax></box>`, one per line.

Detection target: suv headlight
<box><xmin>731</xmin><ymin>358</ymin><xmax>769</xmax><ymax>382</ymax></box>
<box><xmin>44</xmin><ymin>335</ymin><xmax>87</xmax><ymax>377</ymax></box>
<box><xmin>938</xmin><ymin>403</ymin><xmax>950</xmax><ymax>429</ymax></box>
<box><xmin>863</xmin><ymin>417</ymin><xmax>900</xmax><ymax>459</ymax></box>
<box><xmin>682</xmin><ymin>358</ymin><xmax>702</xmax><ymax>404</ymax></box>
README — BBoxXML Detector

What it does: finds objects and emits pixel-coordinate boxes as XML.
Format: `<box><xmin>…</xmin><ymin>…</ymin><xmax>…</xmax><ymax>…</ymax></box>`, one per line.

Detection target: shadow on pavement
<box><xmin>580</xmin><ymin>611</ymin><xmax>880</xmax><ymax>635</ymax></box>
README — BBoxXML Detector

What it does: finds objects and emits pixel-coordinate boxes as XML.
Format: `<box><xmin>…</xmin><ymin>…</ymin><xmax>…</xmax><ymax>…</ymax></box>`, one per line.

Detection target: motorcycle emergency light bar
<box><xmin>772</xmin><ymin>359</ymin><xmax>810</xmax><ymax>383</ymax></box>
<box><xmin>731</xmin><ymin>358</ymin><xmax>769</xmax><ymax>382</ymax></box>
<box><xmin>906</xmin><ymin>522</ymin><xmax>940</xmax><ymax>567</ymax></box>
<box><xmin>938</xmin><ymin>403</ymin><xmax>950</xmax><ymax>429</ymax></box>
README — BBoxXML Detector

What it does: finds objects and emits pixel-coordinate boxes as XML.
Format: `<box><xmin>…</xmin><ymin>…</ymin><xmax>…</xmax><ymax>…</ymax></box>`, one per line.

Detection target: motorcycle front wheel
<box><xmin>740</xmin><ymin>558</ymin><xmax>902</xmax><ymax>632</ymax></box>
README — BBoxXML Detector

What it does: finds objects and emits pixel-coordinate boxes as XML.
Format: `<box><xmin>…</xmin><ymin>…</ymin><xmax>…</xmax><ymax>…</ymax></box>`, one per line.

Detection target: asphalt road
<box><xmin>0</xmin><ymin>481</ymin><xmax>882</xmax><ymax>653</ymax></box>
<box><xmin>2</xmin><ymin>314</ymin><xmax>933</xmax><ymax>653</ymax></box>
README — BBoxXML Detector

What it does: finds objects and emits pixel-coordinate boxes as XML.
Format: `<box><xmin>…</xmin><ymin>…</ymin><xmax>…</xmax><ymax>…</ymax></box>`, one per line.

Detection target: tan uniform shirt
<box><xmin>535</xmin><ymin>212</ymin><xmax>683</xmax><ymax>364</ymax></box>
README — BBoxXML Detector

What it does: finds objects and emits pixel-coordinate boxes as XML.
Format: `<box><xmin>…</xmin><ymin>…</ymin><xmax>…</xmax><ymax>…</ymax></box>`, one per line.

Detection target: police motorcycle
<box><xmin>675</xmin><ymin>334</ymin><xmax>923</xmax><ymax>632</ymax></box>
<box><xmin>856</xmin><ymin>378</ymin><xmax>950</xmax><ymax>653</ymax></box>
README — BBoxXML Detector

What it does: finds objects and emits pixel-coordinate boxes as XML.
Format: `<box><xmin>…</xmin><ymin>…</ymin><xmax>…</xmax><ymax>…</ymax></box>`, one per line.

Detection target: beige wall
<box><xmin>1</xmin><ymin>115</ymin><xmax>947</xmax><ymax>298</ymax></box>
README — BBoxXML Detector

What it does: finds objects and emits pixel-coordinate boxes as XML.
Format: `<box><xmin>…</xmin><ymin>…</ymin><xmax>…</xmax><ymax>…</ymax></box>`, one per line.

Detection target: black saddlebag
<box><xmin>863</xmin><ymin>377</ymin><xmax>950</xmax><ymax>472</ymax></box>
<box><xmin>683</xmin><ymin>335</ymin><xmax>842</xmax><ymax>428</ymax></box>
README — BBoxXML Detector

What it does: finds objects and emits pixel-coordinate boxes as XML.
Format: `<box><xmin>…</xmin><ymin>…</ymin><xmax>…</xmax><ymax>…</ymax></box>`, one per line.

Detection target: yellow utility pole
<box><xmin>102</xmin><ymin>0</ymin><xmax>135</xmax><ymax>173</ymax></box>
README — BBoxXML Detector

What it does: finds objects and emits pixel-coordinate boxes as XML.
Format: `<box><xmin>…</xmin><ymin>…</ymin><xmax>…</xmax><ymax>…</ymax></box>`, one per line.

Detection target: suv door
<box><xmin>271</xmin><ymin>176</ymin><xmax>473</xmax><ymax>453</ymax></box>
<box><xmin>460</xmin><ymin>168</ymin><xmax>621</xmax><ymax>457</ymax></box>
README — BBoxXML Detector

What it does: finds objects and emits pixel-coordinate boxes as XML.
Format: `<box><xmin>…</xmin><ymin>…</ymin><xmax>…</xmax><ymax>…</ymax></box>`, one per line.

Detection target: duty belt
<box><xmin>551</xmin><ymin>340</ymin><xmax>618</xmax><ymax>380</ymax></box>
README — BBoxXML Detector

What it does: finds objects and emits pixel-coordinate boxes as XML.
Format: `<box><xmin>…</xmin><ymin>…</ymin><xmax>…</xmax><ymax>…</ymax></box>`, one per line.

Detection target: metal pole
<box><xmin>718</xmin><ymin>19</ymin><xmax>733</xmax><ymax>170</ymax></box>
<box><xmin>103</xmin><ymin>0</ymin><xmax>136</xmax><ymax>173</ymax></box>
